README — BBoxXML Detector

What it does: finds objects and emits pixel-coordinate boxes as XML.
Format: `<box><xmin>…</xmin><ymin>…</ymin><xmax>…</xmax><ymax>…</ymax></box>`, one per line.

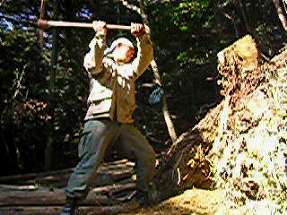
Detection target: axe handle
<box><xmin>38</xmin><ymin>19</ymin><xmax>131</xmax><ymax>30</ymax></box>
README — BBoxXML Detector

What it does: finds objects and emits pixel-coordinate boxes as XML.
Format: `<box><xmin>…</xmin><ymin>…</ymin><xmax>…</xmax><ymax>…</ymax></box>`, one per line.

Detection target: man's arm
<box><xmin>131</xmin><ymin>24</ymin><xmax>154</xmax><ymax>80</ymax></box>
<box><xmin>83</xmin><ymin>21</ymin><xmax>108</xmax><ymax>77</ymax></box>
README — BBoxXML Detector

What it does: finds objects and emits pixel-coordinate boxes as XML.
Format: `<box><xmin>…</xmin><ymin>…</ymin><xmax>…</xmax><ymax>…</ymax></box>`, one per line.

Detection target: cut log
<box><xmin>0</xmin><ymin>168</ymin><xmax>73</xmax><ymax>183</ymax></box>
<box><xmin>0</xmin><ymin>159</ymin><xmax>134</xmax><ymax>182</ymax></box>
<box><xmin>92</xmin><ymin>182</ymin><xmax>136</xmax><ymax>196</ymax></box>
<box><xmin>217</xmin><ymin>35</ymin><xmax>260</xmax><ymax>72</ymax></box>
<box><xmin>154</xmin><ymin>38</ymin><xmax>287</xmax><ymax>212</ymax></box>
<box><xmin>217</xmin><ymin>35</ymin><xmax>263</xmax><ymax>105</ymax></box>
<box><xmin>0</xmin><ymin>202</ymin><xmax>140</xmax><ymax>215</ymax></box>
<box><xmin>155</xmin><ymin>36</ymin><xmax>287</xmax><ymax>195</ymax></box>
<box><xmin>0</xmin><ymin>159</ymin><xmax>135</xmax><ymax>188</ymax></box>
<box><xmin>0</xmin><ymin>189</ymin><xmax>107</xmax><ymax>206</ymax></box>
<box><xmin>0</xmin><ymin>184</ymin><xmax>39</xmax><ymax>191</ymax></box>
<box><xmin>0</xmin><ymin>182</ymin><xmax>136</xmax><ymax>206</ymax></box>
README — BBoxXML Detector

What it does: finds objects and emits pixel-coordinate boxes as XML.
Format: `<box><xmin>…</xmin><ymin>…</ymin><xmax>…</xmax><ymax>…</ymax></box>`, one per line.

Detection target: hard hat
<box><xmin>104</xmin><ymin>37</ymin><xmax>134</xmax><ymax>56</ymax></box>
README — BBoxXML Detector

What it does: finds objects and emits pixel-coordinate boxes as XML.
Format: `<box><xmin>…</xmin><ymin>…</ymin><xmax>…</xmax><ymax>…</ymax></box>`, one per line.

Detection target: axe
<box><xmin>38</xmin><ymin>19</ymin><xmax>131</xmax><ymax>31</ymax></box>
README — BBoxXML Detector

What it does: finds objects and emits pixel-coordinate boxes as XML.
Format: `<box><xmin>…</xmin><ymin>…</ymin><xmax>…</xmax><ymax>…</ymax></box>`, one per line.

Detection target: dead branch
<box><xmin>118</xmin><ymin>0</ymin><xmax>141</xmax><ymax>14</ymax></box>
<box><xmin>12</xmin><ymin>66</ymin><xmax>26</xmax><ymax>100</ymax></box>
<box><xmin>273</xmin><ymin>0</ymin><xmax>287</xmax><ymax>31</ymax></box>
<box><xmin>118</xmin><ymin>0</ymin><xmax>178</xmax><ymax>143</ymax></box>
<box><xmin>0</xmin><ymin>0</ymin><xmax>6</xmax><ymax>7</ymax></box>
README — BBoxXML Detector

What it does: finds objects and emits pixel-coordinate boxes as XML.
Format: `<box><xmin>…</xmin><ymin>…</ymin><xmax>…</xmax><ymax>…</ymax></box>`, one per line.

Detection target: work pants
<box><xmin>64</xmin><ymin>119</ymin><xmax>156</xmax><ymax>200</ymax></box>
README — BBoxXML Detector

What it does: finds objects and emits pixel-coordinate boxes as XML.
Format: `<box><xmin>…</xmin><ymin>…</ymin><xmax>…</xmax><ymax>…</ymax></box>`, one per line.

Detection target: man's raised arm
<box><xmin>83</xmin><ymin>21</ymin><xmax>107</xmax><ymax>76</ymax></box>
<box><xmin>131</xmin><ymin>24</ymin><xmax>154</xmax><ymax>80</ymax></box>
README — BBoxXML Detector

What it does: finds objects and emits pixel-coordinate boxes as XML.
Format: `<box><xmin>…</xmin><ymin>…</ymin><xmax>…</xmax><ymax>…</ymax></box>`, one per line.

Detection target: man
<box><xmin>60</xmin><ymin>21</ymin><xmax>156</xmax><ymax>215</ymax></box>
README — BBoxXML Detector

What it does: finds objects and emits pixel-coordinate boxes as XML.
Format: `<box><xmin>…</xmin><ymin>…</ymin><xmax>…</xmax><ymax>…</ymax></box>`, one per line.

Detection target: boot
<box><xmin>132</xmin><ymin>184</ymin><xmax>158</xmax><ymax>207</ymax></box>
<box><xmin>60</xmin><ymin>198</ymin><xmax>78</xmax><ymax>215</ymax></box>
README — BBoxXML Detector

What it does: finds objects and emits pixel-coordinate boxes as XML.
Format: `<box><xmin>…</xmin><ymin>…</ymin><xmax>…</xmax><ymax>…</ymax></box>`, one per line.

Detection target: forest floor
<box><xmin>122</xmin><ymin>188</ymin><xmax>274</xmax><ymax>215</ymax></box>
<box><xmin>121</xmin><ymin>188</ymin><xmax>225</xmax><ymax>215</ymax></box>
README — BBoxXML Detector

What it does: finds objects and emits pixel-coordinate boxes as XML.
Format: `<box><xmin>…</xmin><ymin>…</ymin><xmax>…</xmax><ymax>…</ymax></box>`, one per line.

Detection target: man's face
<box><xmin>113</xmin><ymin>43</ymin><xmax>135</xmax><ymax>64</ymax></box>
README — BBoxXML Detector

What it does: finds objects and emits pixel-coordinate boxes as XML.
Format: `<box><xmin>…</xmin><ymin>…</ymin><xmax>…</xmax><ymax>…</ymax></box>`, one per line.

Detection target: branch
<box><xmin>273</xmin><ymin>0</ymin><xmax>287</xmax><ymax>31</ymax></box>
<box><xmin>12</xmin><ymin>66</ymin><xmax>26</xmax><ymax>100</ymax></box>
<box><xmin>0</xmin><ymin>0</ymin><xmax>6</xmax><ymax>7</ymax></box>
<box><xmin>139</xmin><ymin>0</ymin><xmax>178</xmax><ymax>142</ymax></box>
<box><xmin>118</xmin><ymin>0</ymin><xmax>141</xmax><ymax>14</ymax></box>
<box><xmin>221</xmin><ymin>11</ymin><xmax>239</xmax><ymax>37</ymax></box>
<box><xmin>119</xmin><ymin>0</ymin><xmax>178</xmax><ymax>142</ymax></box>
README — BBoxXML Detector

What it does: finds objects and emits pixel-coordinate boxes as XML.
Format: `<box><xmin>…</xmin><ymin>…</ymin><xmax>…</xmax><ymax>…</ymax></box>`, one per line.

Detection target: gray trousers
<box><xmin>64</xmin><ymin>119</ymin><xmax>156</xmax><ymax>200</ymax></box>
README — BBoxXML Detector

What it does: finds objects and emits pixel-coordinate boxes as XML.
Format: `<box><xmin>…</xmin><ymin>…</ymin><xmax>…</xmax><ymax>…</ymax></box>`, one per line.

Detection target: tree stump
<box><xmin>155</xmin><ymin>35</ymin><xmax>287</xmax><ymax>213</ymax></box>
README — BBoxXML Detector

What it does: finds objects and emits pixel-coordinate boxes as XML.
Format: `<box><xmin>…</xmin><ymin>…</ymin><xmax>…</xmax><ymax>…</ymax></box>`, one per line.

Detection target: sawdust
<box><xmin>121</xmin><ymin>188</ymin><xmax>225</xmax><ymax>215</ymax></box>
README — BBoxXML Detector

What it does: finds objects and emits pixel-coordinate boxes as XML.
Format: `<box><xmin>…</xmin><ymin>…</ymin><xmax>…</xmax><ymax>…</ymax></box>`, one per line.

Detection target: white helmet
<box><xmin>104</xmin><ymin>37</ymin><xmax>134</xmax><ymax>56</ymax></box>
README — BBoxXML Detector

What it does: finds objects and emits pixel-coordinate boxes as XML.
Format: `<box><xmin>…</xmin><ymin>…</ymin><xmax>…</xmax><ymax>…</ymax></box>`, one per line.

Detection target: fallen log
<box><xmin>155</xmin><ymin>35</ymin><xmax>287</xmax><ymax>195</ymax></box>
<box><xmin>0</xmin><ymin>168</ymin><xmax>72</xmax><ymax>183</ymax></box>
<box><xmin>0</xmin><ymin>202</ymin><xmax>140</xmax><ymax>215</ymax></box>
<box><xmin>0</xmin><ymin>184</ymin><xmax>38</xmax><ymax>191</ymax></box>
<box><xmin>0</xmin><ymin>183</ymin><xmax>136</xmax><ymax>207</ymax></box>
<box><xmin>0</xmin><ymin>189</ymin><xmax>108</xmax><ymax>206</ymax></box>
<box><xmin>0</xmin><ymin>159</ymin><xmax>135</xmax><ymax>188</ymax></box>
<box><xmin>92</xmin><ymin>182</ymin><xmax>136</xmax><ymax>196</ymax></box>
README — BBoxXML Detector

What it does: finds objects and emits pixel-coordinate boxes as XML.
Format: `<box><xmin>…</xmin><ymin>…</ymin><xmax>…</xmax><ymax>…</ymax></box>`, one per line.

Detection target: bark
<box><xmin>0</xmin><ymin>189</ymin><xmax>107</xmax><ymax>206</ymax></box>
<box><xmin>0</xmin><ymin>183</ymin><xmax>136</xmax><ymax>206</ymax></box>
<box><xmin>156</xmin><ymin>35</ymin><xmax>284</xmax><ymax>192</ymax></box>
<box><xmin>45</xmin><ymin>0</ymin><xmax>59</xmax><ymax>171</ymax></box>
<box><xmin>0</xmin><ymin>203</ymin><xmax>140</xmax><ymax>215</ymax></box>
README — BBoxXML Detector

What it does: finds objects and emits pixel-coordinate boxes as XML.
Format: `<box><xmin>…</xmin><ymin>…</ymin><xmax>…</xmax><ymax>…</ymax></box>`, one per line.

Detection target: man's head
<box><xmin>105</xmin><ymin>37</ymin><xmax>135</xmax><ymax>64</ymax></box>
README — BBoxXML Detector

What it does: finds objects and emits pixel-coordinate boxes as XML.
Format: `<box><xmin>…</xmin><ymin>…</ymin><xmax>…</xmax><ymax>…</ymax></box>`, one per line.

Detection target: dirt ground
<box><xmin>121</xmin><ymin>188</ymin><xmax>226</xmax><ymax>215</ymax></box>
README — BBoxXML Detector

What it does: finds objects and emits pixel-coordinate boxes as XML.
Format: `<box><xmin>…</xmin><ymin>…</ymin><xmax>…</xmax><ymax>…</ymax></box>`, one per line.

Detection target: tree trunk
<box><xmin>45</xmin><ymin>0</ymin><xmax>59</xmax><ymax>171</ymax></box>
<box><xmin>155</xmin><ymin>35</ymin><xmax>287</xmax><ymax>212</ymax></box>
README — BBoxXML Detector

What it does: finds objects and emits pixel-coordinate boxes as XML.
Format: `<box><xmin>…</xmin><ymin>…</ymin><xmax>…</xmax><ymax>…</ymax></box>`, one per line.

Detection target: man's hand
<box><xmin>92</xmin><ymin>21</ymin><xmax>107</xmax><ymax>35</ymax></box>
<box><xmin>131</xmin><ymin>23</ymin><xmax>149</xmax><ymax>37</ymax></box>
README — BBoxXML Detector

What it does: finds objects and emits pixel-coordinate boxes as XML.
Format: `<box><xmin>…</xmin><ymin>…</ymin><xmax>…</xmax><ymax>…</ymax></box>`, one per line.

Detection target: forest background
<box><xmin>0</xmin><ymin>0</ymin><xmax>286</xmax><ymax>176</ymax></box>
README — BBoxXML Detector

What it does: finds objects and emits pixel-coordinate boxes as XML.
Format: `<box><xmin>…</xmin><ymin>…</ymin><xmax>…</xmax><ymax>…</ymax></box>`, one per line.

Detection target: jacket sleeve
<box><xmin>83</xmin><ymin>32</ymin><xmax>108</xmax><ymax>77</ymax></box>
<box><xmin>131</xmin><ymin>33</ymin><xmax>154</xmax><ymax>80</ymax></box>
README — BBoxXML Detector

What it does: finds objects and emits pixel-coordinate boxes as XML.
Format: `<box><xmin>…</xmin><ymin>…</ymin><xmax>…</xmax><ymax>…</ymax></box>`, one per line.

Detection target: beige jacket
<box><xmin>83</xmin><ymin>31</ymin><xmax>154</xmax><ymax>123</ymax></box>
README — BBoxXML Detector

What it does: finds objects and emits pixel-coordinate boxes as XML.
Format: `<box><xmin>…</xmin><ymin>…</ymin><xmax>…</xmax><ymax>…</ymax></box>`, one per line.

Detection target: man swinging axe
<box><xmin>60</xmin><ymin>21</ymin><xmax>156</xmax><ymax>215</ymax></box>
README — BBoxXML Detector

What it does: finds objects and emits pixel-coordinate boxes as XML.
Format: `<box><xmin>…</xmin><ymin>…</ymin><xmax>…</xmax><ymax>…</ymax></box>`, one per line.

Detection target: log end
<box><xmin>218</xmin><ymin>35</ymin><xmax>260</xmax><ymax>72</ymax></box>
<box><xmin>217</xmin><ymin>35</ymin><xmax>263</xmax><ymax>101</ymax></box>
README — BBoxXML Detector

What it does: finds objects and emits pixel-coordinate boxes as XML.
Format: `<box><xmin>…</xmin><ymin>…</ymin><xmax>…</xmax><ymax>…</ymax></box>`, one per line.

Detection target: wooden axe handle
<box><xmin>38</xmin><ymin>19</ymin><xmax>131</xmax><ymax>30</ymax></box>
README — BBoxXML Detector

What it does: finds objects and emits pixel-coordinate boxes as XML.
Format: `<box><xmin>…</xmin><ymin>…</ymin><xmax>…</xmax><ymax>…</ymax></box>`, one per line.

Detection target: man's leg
<box><xmin>120</xmin><ymin>124</ymin><xmax>156</xmax><ymax>201</ymax></box>
<box><xmin>62</xmin><ymin>119</ymin><xmax>119</xmax><ymax>212</ymax></box>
